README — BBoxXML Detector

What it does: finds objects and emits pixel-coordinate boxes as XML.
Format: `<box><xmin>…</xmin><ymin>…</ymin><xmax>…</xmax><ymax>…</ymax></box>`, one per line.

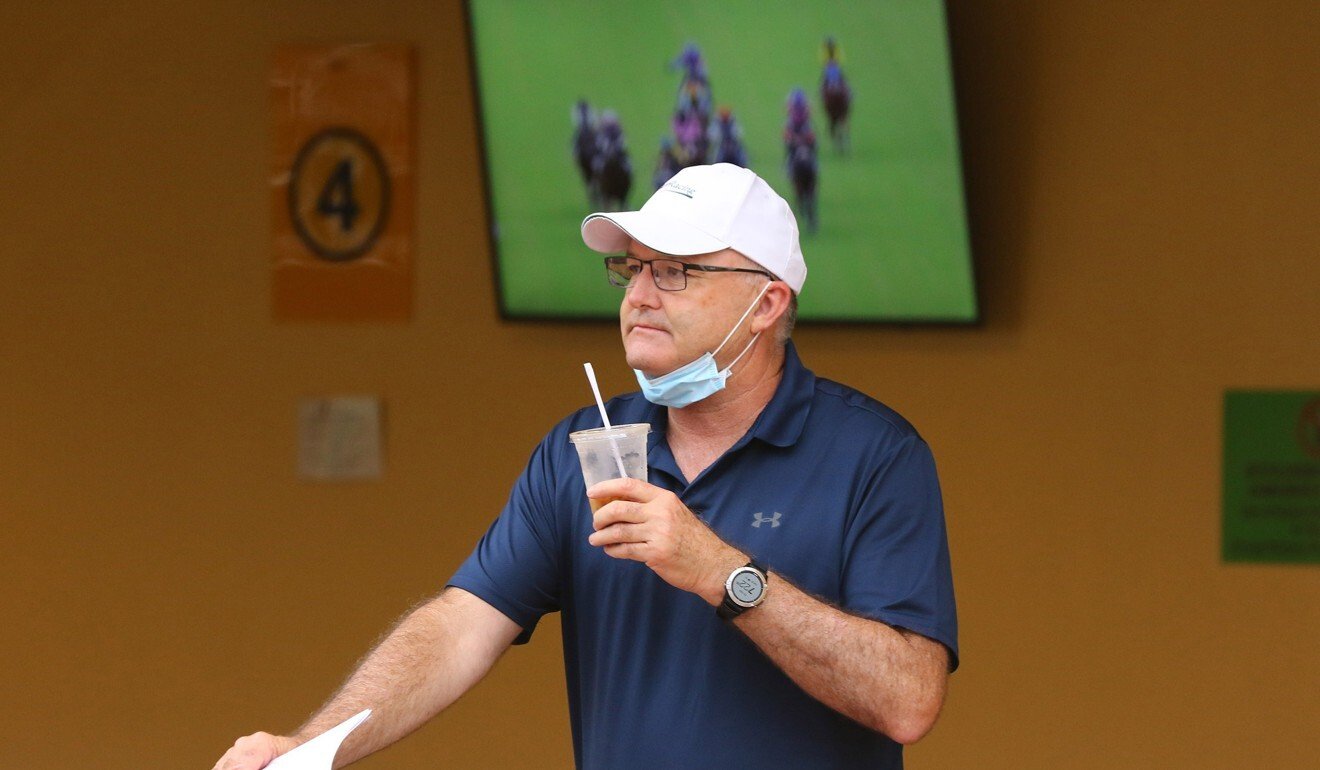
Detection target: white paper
<box><xmin>265</xmin><ymin>709</ymin><xmax>372</xmax><ymax>770</ymax></box>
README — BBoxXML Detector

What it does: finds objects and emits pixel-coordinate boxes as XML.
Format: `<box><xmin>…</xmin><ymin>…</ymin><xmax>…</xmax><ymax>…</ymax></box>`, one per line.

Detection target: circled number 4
<box><xmin>318</xmin><ymin>159</ymin><xmax>360</xmax><ymax>232</ymax></box>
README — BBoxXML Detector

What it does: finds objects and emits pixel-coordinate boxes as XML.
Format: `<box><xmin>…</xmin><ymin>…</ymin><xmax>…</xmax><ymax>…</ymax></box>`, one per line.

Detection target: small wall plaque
<box><xmin>298</xmin><ymin>396</ymin><xmax>384</xmax><ymax>481</ymax></box>
<box><xmin>1223</xmin><ymin>391</ymin><xmax>1320</xmax><ymax>564</ymax></box>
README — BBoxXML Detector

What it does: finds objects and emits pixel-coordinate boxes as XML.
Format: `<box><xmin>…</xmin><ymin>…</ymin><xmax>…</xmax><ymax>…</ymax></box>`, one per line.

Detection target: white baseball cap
<box><xmin>581</xmin><ymin>163</ymin><xmax>807</xmax><ymax>293</ymax></box>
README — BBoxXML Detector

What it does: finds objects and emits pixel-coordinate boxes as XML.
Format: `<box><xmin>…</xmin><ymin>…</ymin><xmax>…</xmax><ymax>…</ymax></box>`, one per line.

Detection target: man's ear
<box><xmin>750</xmin><ymin>282</ymin><xmax>792</xmax><ymax>335</ymax></box>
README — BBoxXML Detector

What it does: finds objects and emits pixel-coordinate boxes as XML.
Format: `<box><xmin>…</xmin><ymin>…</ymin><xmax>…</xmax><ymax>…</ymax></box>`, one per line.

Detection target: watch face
<box><xmin>731</xmin><ymin>570</ymin><xmax>763</xmax><ymax>604</ymax></box>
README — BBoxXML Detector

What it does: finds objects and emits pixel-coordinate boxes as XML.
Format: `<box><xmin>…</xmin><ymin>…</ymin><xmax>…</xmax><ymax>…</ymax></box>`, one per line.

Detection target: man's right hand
<box><xmin>212</xmin><ymin>732</ymin><xmax>300</xmax><ymax>770</ymax></box>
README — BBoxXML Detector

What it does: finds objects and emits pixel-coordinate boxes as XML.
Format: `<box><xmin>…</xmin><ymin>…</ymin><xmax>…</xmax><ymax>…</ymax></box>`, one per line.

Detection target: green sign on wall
<box><xmin>1223</xmin><ymin>391</ymin><xmax>1320</xmax><ymax>564</ymax></box>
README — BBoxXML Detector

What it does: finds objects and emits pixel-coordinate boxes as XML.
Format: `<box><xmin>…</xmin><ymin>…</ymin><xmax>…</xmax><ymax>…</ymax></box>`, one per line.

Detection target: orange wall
<box><xmin>1</xmin><ymin>2</ymin><xmax>1316</xmax><ymax>767</ymax></box>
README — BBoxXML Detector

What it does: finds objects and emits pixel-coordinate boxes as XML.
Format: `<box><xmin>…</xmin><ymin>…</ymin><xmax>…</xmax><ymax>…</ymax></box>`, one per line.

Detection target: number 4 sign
<box><xmin>290</xmin><ymin>127</ymin><xmax>390</xmax><ymax>262</ymax></box>
<box><xmin>271</xmin><ymin>44</ymin><xmax>414</xmax><ymax>321</ymax></box>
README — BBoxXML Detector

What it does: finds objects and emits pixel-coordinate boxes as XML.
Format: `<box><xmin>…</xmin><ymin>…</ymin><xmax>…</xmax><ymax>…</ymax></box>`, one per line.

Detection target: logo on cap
<box><xmin>662</xmin><ymin>180</ymin><xmax>696</xmax><ymax>199</ymax></box>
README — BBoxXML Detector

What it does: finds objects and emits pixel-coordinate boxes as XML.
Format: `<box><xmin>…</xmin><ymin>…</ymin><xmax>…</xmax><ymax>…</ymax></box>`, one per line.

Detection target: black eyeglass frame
<box><xmin>603</xmin><ymin>255</ymin><xmax>775</xmax><ymax>292</ymax></box>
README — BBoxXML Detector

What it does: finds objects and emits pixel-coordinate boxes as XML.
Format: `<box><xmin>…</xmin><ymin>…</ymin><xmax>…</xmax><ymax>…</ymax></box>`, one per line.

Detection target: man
<box><xmin>709</xmin><ymin>105</ymin><xmax>748</xmax><ymax>168</ymax></box>
<box><xmin>215</xmin><ymin>164</ymin><xmax>957</xmax><ymax>769</ymax></box>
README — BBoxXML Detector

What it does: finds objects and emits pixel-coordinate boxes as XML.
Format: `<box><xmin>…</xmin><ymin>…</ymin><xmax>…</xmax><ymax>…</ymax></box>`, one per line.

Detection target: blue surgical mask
<box><xmin>634</xmin><ymin>283</ymin><xmax>771</xmax><ymax>408</ymax></box>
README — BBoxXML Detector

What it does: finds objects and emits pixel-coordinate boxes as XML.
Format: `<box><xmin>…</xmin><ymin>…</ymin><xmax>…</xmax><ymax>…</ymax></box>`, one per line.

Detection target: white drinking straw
<box><xmin>584</xmin><ymin>362</ymin><xmax>629</xmax><ymax>478</ymax></box>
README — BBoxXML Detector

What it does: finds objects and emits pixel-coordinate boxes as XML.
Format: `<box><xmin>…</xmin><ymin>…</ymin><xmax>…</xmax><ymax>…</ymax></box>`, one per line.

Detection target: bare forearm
<box><xmin>295</xmin><ymin>588</ymin><xmax>516</xmax><ymax>767</ymax></box>
<box><xmin>733</xmin><ymin>575</ymin><xmax>948</xmax><ymax>744</ymax></box>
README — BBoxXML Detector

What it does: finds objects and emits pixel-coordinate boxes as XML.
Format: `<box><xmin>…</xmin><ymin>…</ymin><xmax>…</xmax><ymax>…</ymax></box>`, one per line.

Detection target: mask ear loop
<box><xmin>714</xmin><ymin>281</ymin><xmax>773</xmax><ymax>376</ymax></box>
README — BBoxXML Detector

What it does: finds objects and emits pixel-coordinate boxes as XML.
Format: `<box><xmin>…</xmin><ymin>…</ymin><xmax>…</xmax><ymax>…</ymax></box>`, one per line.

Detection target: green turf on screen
<box><xmin>469</xmin><ymin>0</ymin><xmax>975</xmax><ymax>322</ymax></box>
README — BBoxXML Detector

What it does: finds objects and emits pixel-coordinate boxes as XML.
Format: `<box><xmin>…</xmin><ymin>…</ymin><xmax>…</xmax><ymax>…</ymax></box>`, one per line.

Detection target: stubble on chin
<box><xmin>622</xmin><ymin>335</ymin><xmax>654</xmax><ymax>373</ymax></box>
<box><xmin>623</xmin><ymin>332</ymin><xmax>677</xmax><ymax>377</ymax></box>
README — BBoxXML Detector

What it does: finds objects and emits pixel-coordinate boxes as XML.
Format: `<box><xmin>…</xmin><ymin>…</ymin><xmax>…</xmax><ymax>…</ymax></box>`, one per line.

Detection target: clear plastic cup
<box><xmin>568</xmin><ymin>423</ymin><xmax>650</xmax><ymax>512</ymax></box>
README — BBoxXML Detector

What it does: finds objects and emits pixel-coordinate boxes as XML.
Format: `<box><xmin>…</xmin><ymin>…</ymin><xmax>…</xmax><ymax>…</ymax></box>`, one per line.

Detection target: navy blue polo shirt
<box><xmin>448</xmin><ymin>341</ymin><xmax>957</xmax><ymax>769</ymax></box>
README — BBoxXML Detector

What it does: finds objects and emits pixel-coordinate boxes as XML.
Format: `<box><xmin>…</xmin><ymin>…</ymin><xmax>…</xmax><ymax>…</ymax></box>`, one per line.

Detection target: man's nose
<box><xmin>625</xmin><ymin>263</ymin><xmax>663</xmax><ymax>307</ymax></box>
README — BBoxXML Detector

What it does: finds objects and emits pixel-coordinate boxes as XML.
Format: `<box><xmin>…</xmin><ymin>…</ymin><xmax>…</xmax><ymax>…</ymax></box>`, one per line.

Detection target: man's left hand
<box><xmin>587</xmin><ymin>477</ymin><xmax>745</xmax><ymax>606</ymax></box>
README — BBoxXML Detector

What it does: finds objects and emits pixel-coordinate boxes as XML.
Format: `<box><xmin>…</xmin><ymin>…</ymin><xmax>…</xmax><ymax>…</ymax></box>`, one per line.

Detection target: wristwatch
<box><xmin>716</xmin><ymin>561</ymin><xmax>769</xmax><ymax>620</ymax></box>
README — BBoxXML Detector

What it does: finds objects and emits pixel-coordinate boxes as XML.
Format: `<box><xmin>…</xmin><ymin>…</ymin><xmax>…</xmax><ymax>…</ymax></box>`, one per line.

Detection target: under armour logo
<box><xmin>752</xmin><ymin>511</ymin><xmax>782</xmax><ymax>528</ymax></box>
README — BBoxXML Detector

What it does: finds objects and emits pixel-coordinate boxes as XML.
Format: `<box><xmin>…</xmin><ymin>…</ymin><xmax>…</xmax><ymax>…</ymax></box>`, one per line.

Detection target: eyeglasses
<box><xmin>604</xmin><ymin>256</ymin><xmax>774</xmax><ymax>292</ymax></box>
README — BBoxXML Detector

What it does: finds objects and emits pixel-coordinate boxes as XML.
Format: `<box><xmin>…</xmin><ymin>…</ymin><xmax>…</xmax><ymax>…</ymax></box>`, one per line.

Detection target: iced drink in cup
<box><xmin>568</xmin><ymin>423</ymin><xmax>650</xmax><ymax>512</ymax></box>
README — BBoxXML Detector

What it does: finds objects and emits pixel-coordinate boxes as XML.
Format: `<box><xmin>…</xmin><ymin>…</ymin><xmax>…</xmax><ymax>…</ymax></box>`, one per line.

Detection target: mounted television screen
<box><xmin>467</xmin><ymin>0</ymin><xmax>977</xmax><ymax>322</ymax></box>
